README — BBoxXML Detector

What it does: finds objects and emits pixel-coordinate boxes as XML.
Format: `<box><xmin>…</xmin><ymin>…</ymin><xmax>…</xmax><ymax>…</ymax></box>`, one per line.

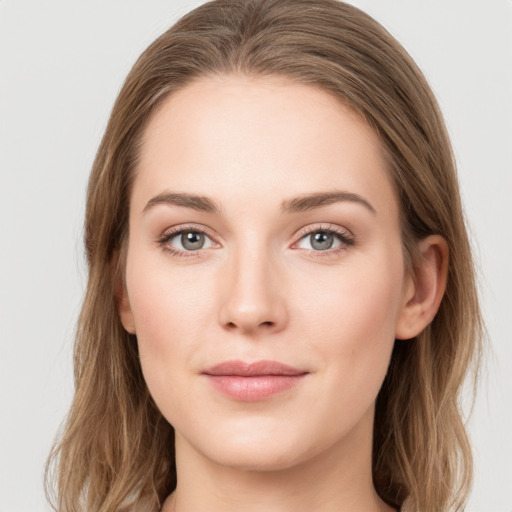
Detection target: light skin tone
<box><xmin>118</xmin><ymin>75</ymin><xmax>448</xmax><ymax>512</ymax></box>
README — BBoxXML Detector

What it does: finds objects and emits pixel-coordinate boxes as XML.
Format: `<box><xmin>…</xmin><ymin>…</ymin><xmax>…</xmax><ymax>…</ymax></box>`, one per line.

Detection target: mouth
<box><xmin>202</xmin><ymin>360</ymin><xmax>309</xmax><ymax>401</ymax></box>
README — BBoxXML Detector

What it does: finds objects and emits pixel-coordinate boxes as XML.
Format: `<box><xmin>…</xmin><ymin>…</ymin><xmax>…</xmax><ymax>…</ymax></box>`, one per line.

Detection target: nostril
<box><xmin>224</xmin><ymin>320</ymin><xmax>275</xmax><ymax>331</ymax></box>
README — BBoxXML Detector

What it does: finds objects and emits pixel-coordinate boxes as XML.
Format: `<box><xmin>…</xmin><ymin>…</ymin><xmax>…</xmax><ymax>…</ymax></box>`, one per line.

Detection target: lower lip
<box><xmin>205</xmin><ymin>374</ymin><xmax>306</xmax><ymax>401</ymax></box>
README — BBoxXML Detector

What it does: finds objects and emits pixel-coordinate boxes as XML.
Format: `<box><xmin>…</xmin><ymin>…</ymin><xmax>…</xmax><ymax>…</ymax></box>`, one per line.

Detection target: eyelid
<box><xmin>157</xmin><ymin>224</ymin><xmax>220</xmax><ymax>257</ymax></box>
<box><xmin>291</xmin><ymin>223</ymin><xmax>355</xmax><ymax>254</ymax></box>
<box><xmin>293</xmin><ymin>223</ymin><xmax>354</xmax><ymax>243</ymax></box>
<box><xmin>158</xmin><ymin>223</ymin><xmax>212</xmax><ymax>240</ymax></box>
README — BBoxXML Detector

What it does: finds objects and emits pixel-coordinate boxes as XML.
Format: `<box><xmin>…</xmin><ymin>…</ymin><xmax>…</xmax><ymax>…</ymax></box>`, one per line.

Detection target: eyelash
<box><xmin>157</xmin><ymin>224</ymin><xmax>214</xmax><ymax>259</ymax></box>
<box><xmin>157</xmin><ymin>224</ymin><xmax>355</xmax><ymax>259</ymax></box>
<box><xmin>293</xmin><ymin>224</ymin><xmax>355</xmax><ymax>258</ymax></box>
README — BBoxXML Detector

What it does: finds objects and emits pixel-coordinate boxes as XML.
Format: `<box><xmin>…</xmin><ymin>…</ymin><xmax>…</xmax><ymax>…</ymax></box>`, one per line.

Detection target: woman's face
<box><xmin>120</xmin><ymin>76</ymin><xmax>414</xmax><ymax>472</ymax></box>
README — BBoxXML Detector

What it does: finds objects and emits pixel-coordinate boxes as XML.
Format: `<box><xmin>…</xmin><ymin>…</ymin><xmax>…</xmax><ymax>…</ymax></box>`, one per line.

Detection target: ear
<box><xmin>112</xmin><ymin>248</ymin><xmax>136</xmax><ymax>335</ymax></box>
<box><xmin>395</xmin><ymin>235</ymin><xmax>449</xmax><ymax>340</ymax></box>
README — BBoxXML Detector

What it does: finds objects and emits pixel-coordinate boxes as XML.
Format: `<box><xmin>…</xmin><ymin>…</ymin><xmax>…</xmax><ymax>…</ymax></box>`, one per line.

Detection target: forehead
<box><xmin>134</xmin><ymin>75</ymin><xmax>397</xmax><ymax>219</ymax></box>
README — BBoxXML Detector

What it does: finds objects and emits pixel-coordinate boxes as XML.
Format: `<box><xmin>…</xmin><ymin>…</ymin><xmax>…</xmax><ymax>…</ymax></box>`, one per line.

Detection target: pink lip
<box><xmin>202</xmin><ymin>360</ymin><xmax>308</xmax><ymax>401</ymax></box>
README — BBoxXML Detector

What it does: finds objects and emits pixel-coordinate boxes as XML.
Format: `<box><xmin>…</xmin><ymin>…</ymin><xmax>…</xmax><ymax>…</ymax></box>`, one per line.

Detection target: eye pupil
<box><xmin>311</xmin><ymin>232</ymin><xmax>333</xmax><ymax>250</ymax></box>
<box><xmin>181</xmin><ymin>231</ymin><xmax>205</xmax><ymax>250</ymax></box>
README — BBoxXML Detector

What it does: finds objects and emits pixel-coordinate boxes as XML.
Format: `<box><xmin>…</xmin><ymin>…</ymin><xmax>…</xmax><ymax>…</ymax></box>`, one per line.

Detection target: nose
<box><xmin>218</xmin><ymin>246</ymin><xmax>288</xmax><ymax>336</ymax></box>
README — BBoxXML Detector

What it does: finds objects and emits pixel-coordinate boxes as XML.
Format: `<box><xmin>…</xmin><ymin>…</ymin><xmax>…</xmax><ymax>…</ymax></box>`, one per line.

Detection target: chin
<box><xmin>188</xmin><ymin>419</ymin><xmax>337</xmax><ymax>474</ymax></box>
<box><xmin>205</xmin><ymin>443</ymin><xmax>307</xmax><ymax>473</ymax></box>
<box><xmin>175</xmin><ymin>416</ymin><xmax>310</xmax><ymax>472</ymax></box>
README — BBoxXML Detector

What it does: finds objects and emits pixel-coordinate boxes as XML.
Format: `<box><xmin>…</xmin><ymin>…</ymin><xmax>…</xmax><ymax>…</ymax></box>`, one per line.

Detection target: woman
<box><xmin>45</xmin><ymin>0</ymin><xmax>482</xmax><ymax>511</ymax></box>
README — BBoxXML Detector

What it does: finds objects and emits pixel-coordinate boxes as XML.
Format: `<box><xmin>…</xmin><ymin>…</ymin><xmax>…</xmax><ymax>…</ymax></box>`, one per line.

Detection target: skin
<box><xmin>118</xmin><ymin>75</ymin><xmax>448</xmax><ymax>512</ymax></box>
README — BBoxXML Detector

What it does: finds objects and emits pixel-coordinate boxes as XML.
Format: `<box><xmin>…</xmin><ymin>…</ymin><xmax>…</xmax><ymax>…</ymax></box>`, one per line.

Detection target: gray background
<box><xmin>1</xmin><ymin>1</ymin><xmax>511</xmax><ymax>510</ymax></box>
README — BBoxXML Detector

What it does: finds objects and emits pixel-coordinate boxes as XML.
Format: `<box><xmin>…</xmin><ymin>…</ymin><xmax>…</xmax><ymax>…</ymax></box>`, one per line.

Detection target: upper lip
<box><xmin>203</xmin><ymin>360</ymin><xmax>308</xmax><ymax>377</ymax></box>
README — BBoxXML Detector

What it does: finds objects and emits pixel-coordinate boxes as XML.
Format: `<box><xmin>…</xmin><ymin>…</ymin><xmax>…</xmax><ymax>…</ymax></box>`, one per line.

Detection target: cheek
<box><xmin>294</xmin><ymin>251</ymin><xmax>404</xmax><ymax>402</ymax></box>
<box><xmin>299</xmin><ymin>253</ymin><xmax>403</xmax><ymax>334</ymax></box>
<box><xmin>124</xmin><ymin>251</ymin><xmax>217</xmax><ymax>409</ymax></box>
<box><xmin>127</xmin><ymin>244</ymin><xmax>215</xmax><ymax>343</ymax></box>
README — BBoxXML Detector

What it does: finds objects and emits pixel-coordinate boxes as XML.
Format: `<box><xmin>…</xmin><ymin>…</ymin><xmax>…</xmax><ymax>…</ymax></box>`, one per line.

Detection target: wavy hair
<box><xmin>45</xmin><ymin>1</ymin><xmax>482</xmax><ymax>510</ymax></box>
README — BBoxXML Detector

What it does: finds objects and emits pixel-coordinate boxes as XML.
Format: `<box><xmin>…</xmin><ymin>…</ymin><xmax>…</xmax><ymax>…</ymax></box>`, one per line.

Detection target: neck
<box><xmin>162</xmin><ymin>407</ymin><xmax>395</xmax><ymax>512</ymax></box>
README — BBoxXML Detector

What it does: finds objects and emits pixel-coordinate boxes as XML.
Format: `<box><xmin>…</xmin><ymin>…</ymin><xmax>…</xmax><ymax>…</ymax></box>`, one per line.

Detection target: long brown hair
<box><xmin>45</xmin><ymin>1</ymin><xmax>482</xmax><ymax>510</ymax></box>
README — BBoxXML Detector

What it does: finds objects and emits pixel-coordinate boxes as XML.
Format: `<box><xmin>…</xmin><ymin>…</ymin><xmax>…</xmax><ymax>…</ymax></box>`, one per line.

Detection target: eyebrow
<box><xmin>143</xmin><ymin>192</ymin><xmax>221</xmax><ymax>214</ymax></box>
<box><xmin>142</xmin><ymin>189</ymin><xmax>376</xmax><ymax>216</ymax></box>
<box><xmin>280</xmin><ymin>190</ymin><xmax>376</xmax><ymax>215</ymax></box>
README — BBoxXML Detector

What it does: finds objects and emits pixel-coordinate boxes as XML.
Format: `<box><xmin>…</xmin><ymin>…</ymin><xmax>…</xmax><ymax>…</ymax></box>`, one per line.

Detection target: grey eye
<box><xmin>295</xmin><ymin>228</ymin><xmax>352</xmax><ymax>252</ymax></box>
<box><xmin>181</xmin><ymin>231</ymin><xmax>205</xmax><ymax>251</ymax></box>
<box><xmin>310</xmin><ymin>232</ymin><xmax>334</xmax><ymax>250</ymax></box>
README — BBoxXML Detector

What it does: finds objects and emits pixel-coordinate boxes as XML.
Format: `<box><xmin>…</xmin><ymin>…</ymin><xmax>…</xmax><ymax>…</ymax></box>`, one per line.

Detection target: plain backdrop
<box><xmin>0</xmin><ymin>1</ymin><xmax>511</xmax><ymax>511</ymax></box>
